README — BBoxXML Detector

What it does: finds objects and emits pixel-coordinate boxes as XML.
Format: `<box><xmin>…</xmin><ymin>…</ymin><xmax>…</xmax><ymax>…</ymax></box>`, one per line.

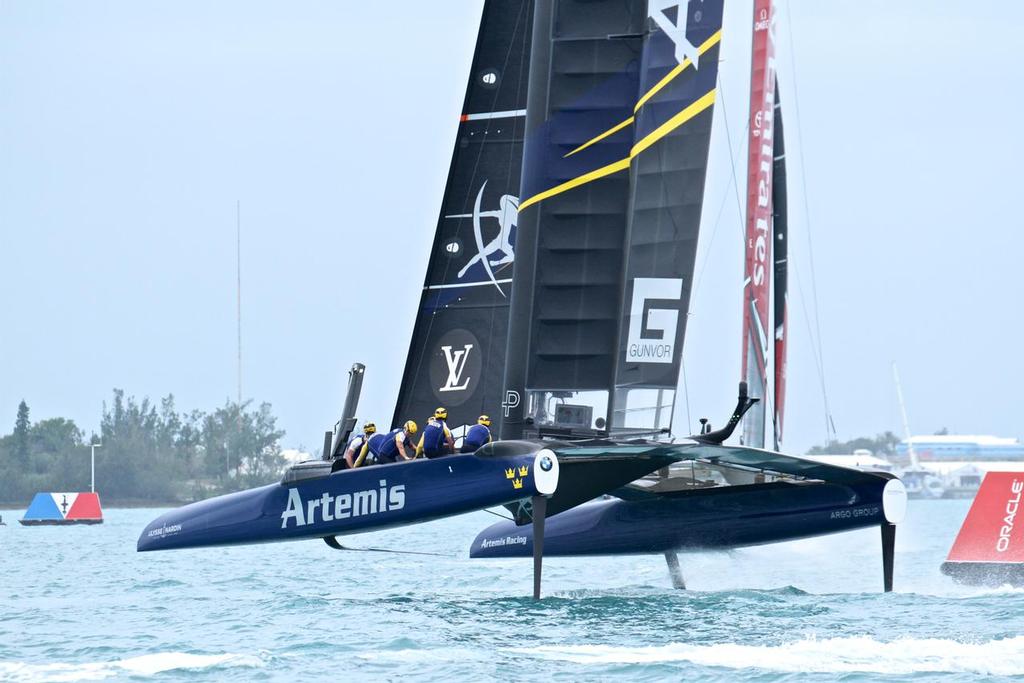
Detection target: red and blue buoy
<box><xmin>19</xmin><ymin>492</ymin><xmax>104</xmax><ymax>525</ymax></box>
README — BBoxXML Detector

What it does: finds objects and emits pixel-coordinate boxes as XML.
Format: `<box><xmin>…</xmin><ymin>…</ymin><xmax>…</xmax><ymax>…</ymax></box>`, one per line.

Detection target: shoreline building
<box><xmin>895</xmin><ymin>435</ymin><xmax>1024</xmax><ymax>463</ymax></box>
<box><xmin>895</xmin><ymin>435</ymin><xmax>1024</xmax><ymax>498</ymax></box>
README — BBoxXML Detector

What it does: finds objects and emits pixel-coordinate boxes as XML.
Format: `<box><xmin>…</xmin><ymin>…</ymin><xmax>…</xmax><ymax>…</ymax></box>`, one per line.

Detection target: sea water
<box><xmin>1</xmin><ymin>500</ymin><xmax>1023</xmax><ymax>681</ymax></box>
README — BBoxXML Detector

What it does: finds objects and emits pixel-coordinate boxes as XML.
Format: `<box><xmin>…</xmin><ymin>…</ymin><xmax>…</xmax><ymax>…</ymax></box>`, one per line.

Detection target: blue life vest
<box><xmin>375</xmin><ymin>428</ymin><xmax>405</xmax><ymax>463</ymax></box>
<box><xmin>363</xmin><ymin>432</ymin><xmax>389</xmax><ymax>463</ymax></box>
<box><xmin>461</xmin><ymin>424</ymin><xmax>491</xmax><ymax>453</ymax></box>
<box><xmin>420</xmin><ymin>421</ymin><xmax>449</xmax><ymax>458</ymax></box>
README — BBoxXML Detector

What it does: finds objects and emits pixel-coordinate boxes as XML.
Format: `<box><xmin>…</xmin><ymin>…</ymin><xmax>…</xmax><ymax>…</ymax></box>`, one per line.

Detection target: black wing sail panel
<box><xmin>392</xmin><ymin>1</ymin><xmax>533</xmax><ymax>432</ymax></box>
<box><xmin>613</xmin><ymin>2</ymin><xmax>723</xmax><ymax>431</ymax></box>
<box><xmin>772</xmin><ymin>87</ymin><xmax>788</xmax><ymax>449</ymax></box>
<box><xmin>502</xmin><ymin>0</ymin><xmax>724</xmax><ymax>438</ymax></box>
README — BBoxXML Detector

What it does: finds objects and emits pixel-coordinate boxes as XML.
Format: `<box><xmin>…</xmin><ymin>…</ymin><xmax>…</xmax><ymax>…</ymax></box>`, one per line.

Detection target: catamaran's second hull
<box><xmin>471</xmin><ymin>477</ymin><xmax>899</xmax><ymax>557</ymax></box>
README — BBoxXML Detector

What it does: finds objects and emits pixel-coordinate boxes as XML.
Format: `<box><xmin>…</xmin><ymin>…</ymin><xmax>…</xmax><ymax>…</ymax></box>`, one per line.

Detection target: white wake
<box><xmin>514</xmin><ymin>635</ymin><xmax>1024</xmax><ymax>675</ymax></box>
<box><xmin>0</xmin><ymin>651</ymin><xmax>263</xmax><ymax>682</ymax></box>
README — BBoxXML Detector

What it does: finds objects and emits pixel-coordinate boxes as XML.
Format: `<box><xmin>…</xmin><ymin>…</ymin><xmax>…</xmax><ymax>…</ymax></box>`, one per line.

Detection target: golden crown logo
<box><xmin>518</xmin><ymin>465</ymin><xmax>529</xmax><ymax>477</ymax></box>
<box><xmin>505</xmin><ymin>467</ymin><xmax>516</xmax><ymax>479</ymax></box>
<box><xmin>512</xmin><ymin>478</ymin><xmax>524</xmax><ymax>490</ymax></box>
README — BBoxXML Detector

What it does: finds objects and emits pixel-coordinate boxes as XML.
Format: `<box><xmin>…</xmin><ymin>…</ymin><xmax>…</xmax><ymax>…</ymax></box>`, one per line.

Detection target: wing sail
<box><xmin>502</xmin><ymin>0</ymin><xmax>725</xmax><ymax>439</ymax></box>
<box><xmin>739</xmin><ymin>0</ymin><xmax>777</xmax><ymax>448</ymax></box>
<box><xmin>392</xmin><ymin>1</ymin><xmax>533</xmax><ymax>432</ymax></box>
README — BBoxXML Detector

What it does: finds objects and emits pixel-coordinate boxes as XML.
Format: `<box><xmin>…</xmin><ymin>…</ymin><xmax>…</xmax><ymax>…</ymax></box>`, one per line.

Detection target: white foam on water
<box><xmin>513</xmin><ymin>636</ymin><xmax>1024</xmax><ymax>675</ymax></box>
<box><xmin>0</xmin><ymin>651</ymin><xmax>263</xmax><ymax>682</ymax></box>
<box><xmin>356</xmin><ymin>646</ymin><xmax>483</xmax><ymax>664</ymax></box>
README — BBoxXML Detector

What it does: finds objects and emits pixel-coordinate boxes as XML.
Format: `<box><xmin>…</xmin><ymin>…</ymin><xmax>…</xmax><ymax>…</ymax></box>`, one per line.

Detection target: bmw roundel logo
<box><xmin>539</xmin><ymin>456</ymin><xmax>553</xmax><ymax>472</ymax></box>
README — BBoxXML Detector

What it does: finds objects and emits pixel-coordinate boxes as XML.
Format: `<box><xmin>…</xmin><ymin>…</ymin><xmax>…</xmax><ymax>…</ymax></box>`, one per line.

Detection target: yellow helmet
<box><xmin>478</xmin><ymin>415</ymin><xmax>491</xmax><ymax>426</ymax></box>
<box><xmin>404</xmin><ymin>420</ymin><xmax>418</xmax><ymax>435</ymax></box>
<box><xmin>434</xmin><ymin>407</ymin><xmax>448</xmax><ymax>420</ymax></box>
<box><xmin>363</xmin><ymin>422</ymin><xmax>376</xmax><ymax>435</ymax></box>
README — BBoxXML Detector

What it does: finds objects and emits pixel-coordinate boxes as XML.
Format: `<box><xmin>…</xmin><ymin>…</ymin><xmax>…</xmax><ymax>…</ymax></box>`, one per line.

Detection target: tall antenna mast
<box><xmin>237</xmin><ymin>200</ymin><xmax>242</xmax><ymax>408</ymax></box>
<box><xmin>891</xmin><ymin>361</ymin><xmax>917</xmax><ymax>468</ymax></box>
<box><xmin>233</xmin><ymin>200</ymin><xmax>242</xmax><ymax>477</ymax></box>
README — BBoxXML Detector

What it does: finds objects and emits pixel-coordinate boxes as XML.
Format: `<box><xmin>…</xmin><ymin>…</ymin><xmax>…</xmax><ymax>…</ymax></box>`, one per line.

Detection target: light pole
<box><xmin>90</xmin><ymin>442</ymin><xmax>102</xmax><ymax>493</ymax></box>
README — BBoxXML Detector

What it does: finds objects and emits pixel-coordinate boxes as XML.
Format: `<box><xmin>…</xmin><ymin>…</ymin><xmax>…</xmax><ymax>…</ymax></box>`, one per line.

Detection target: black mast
<box><xmin>499</xmin><ymin>0</ymin><xmax>554</xmax><ymax>440</ymax></box>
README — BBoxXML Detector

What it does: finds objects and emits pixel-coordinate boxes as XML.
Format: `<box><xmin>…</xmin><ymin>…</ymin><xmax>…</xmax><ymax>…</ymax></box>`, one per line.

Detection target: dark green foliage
<box><xmin>13</xmin><ymin>400</ymin><xmax>29</xmax><ymax>466</ymax></box>
<box><xmin>806</xmin><ymin>431</ymin><xmax>901</xmax><ymax>458</ymax></box>
<box><xmin>200</xmin><ymin>399</ymin><xmax>285</xmax><ymax>490</ymax></box>
<box><xmin>0</xmin><ymin>391</ymin><xmax>286</xmax><ymax>504</ymax></box>
<box><xmin>0</xmin><ymin>412</ymin><xmax>85</xmax><ymax>502</ymax></box>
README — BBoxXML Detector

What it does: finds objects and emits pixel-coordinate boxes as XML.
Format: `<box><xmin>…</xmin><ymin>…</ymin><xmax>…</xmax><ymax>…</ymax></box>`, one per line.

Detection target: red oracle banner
<box><xmin>741</xmin><ymin>0</ymin><xmax>777</xmax><ymax>447</ymax></box>
<box><xmin>947</xmin><ymin>472</ymin><xmax>1024</xmax><ymax>563</ymax></box>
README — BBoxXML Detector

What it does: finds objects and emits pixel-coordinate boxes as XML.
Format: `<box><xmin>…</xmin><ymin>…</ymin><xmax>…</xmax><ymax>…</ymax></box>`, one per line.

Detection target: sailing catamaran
<box><xmin>464</xmin><ymin>0</ymin><xmax>904</xmax><ymax>591</ymax></box>
<box><xmin>139</xmin><ymin>0</ymin><xmax>905</xmax><ymax>597</ymax></box>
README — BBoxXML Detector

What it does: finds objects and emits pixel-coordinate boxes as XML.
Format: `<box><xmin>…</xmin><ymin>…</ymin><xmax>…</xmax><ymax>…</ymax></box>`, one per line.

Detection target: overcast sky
<box><xmin>1</xmin><ymin>1</ymin><xmax>1021</xmax><ymax>454</ymax></box>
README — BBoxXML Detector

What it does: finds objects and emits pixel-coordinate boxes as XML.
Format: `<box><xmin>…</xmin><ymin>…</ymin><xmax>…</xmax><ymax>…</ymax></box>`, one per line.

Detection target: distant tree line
<box><xmin>0</xmin><ymin>390</ymin><xmax>285</xmax><ymax>505</ymax></box>
<box><xmin>807</xmin><ymin>432</ymin><xmax>901</xmax><ymax>458</ymax></box>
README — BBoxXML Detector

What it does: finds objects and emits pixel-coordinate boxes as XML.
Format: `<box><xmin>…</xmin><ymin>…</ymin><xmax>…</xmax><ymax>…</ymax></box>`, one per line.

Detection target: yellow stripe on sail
<box><xmin>630</xmin><ymin>88</ymin><xmax>716</xmax><ymax>158</ymax></box>
<box><xmin>633</xmin><ymin>29</ymin><xmax>722</xmax><ymax>113</ymax></box>
<box><xmin>517</xmin><ymin>157</ymin><xmax>632</xmax><ymax>212</ymax></box>
<box><xmin>564</xmin><ymin>116</ymin><xmax>634</xmax><ymax>158</ymax></box>
<box><xmin>520</xmin><ymin>87</ymin><xmax>717</xmax><ymax>212</ymax></box>
<box><xmin>559</xmin><ymin>29</ymin><xmax>722</xmax><ymax>160</ymax></box>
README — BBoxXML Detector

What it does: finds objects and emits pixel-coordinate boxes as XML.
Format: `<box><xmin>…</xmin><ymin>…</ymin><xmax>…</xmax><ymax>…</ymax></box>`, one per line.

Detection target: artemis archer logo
<box><xmin>649</xmin><ymin>0</ymin><xmax>702</xmax><ymax>67</ymax></box>
<box><xmin>626</xmin><ymin>278</ymin><xmax>683</xmax><ymax>364</ymax></box>
<box><xmin>430</xmin><ymin>329</ymin><xmax>482</xmax><ymax>404</ymax></box>
<box><xmin>445</xmin><ymin>180</ymin><xmax>518</xmax><ymax>297</ymax></box>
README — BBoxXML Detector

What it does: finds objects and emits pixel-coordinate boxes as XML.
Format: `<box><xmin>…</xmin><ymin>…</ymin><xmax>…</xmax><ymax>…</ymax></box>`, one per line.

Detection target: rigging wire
<box><xmin>692</xmin><ymin>73</ymin><xmax>750</xmax><ymax>301</ymax></box>
<box><xmin>716</xmin><ymin>76</ymin><xmax>749</xmax><ymax>242</ymax></box>
<box><xmin>714</xmin><ymin>70</ymin><xmax>776</xmax><ymax>437</ymax></box>
<box><xmin>784</xmin><ymin>3</ymin><xmax>835</xmax><ymax>441</ymax></box>
<box><xmin>326</xmin><ymin>542</ymin><xmax>451</xmax><ymax>558</ymax></box>
<box><xmin>792</xmin><ymin>262</ymin><xmax>833</xmax><ymax>442</ymax></box>
<box><xmin>680</xmin><ymin>357</ymin><xmax>692</xmax><ymax>436</ymax></box>
<box><xmin>684</xmin><ymin>72</ymin><xmax>748</xmax><ymax>437</ymax></box>
<box><xmin>484</xmin><ymin>507</ymin><xmax>514</xmax><ymax>521</ymax></box>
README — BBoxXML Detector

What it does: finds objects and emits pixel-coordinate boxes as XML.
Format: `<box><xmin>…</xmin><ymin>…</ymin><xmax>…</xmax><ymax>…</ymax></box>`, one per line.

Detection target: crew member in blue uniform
<box><xmin>354</xmin><ymin>430</ymin><xmax>385</xmax><ymax>468</ymax></box>
<box><xmin>460</xmin><ymin>415</ymin><xmax>492</xmax><ymax>453</ymax></box>
<box><xmin>417</xmin><ymin>408</ymin><xmax>454</xmax><ymax>459</ymax></box>
<box><xmin>357</xmin><ymin>421</ymin><xmax>418</xmax><ymax>466</ymax></box>
<box><xmin>342</xmin><ymin>422</ymin><xmax>376</xmax><ymax>469</ymax></box>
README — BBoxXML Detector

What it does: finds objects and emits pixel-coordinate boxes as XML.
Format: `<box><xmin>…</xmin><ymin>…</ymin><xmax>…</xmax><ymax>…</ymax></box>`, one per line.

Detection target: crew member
<box><xmin>354</xmin><ymin>429</ymin><xmax>386</xmax><ymax>468</ymax></box>
<box><xmin>342</xmin><ymin>423</ymin><xmax>376</xmax><ymax>469</ymax></box>
<box><xmin>359</xmin><ymin>421</ymin><xmax>418</xmax><ymax>466</ymax></box>
<box><xmin>436</xmin><ymin>407</ymin><xmax>455</xmax><ymax>453</ymax></box>
<box><xmin>417</xmin><ymin>408</ymin><xmax>454</xmax><ymax>459</ymax></box>
<box><xmin>460</xmin><ymin>415</ymin><xmax>492</xmax><ymax>453</ymax></box>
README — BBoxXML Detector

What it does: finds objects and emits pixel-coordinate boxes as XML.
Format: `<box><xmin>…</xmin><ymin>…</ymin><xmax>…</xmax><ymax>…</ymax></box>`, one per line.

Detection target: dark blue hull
<box><xmin>471</xmin><ymin>479</ymin><xmax>891</xmax><ymax>557</ymax></box>
<box><xmin>140</xmin><ymin>453</ymin><xmax>542</xmax><ymax>552</ymax></box>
